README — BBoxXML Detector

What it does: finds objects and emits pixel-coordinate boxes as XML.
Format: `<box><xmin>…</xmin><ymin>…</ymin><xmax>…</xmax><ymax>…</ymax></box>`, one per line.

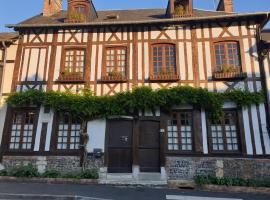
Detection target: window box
<box><xmin>213</xmin><ymin>72</ymin><xmax>247</xmax><ymax>81</ymax></box>
<box><xmin>57</xmin><ymin>72</ymin><xmax>85</xmax><ymax>83</ymax></box>
<box><xmin>149</xmin><ymin>74</ymin><xmax>180</xmax><ymax>82</ymax></box>
<box><xmin>101</xmin><ymin>75</ymin><xmax>127</xmax><ymax>83</ymax></box>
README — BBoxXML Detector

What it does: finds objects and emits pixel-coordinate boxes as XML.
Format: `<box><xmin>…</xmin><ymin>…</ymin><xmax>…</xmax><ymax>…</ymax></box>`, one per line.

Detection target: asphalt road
<box><xmin>0</xmin><ymin>182</ymin><xmax>269</xmax><ymax>200</ymax></box>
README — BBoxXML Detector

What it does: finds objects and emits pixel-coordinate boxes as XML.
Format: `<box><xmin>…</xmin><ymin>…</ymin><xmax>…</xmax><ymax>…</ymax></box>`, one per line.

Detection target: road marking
<box><xmin>166</xmin><ymin>195</ymin><xmax>242</xmax><ymax>200</ymax></box>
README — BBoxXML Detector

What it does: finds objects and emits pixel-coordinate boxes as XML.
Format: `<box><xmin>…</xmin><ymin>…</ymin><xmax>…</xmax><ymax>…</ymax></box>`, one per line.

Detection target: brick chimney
<box><xmin>43</xmin><ymin>0</ymin><xmax>62</xmax><ymax>17</ymax></box>
<box><xmin>217</xmin><ymin>0</ymin><xmax>234</xmax><ymax>13</ymax></box>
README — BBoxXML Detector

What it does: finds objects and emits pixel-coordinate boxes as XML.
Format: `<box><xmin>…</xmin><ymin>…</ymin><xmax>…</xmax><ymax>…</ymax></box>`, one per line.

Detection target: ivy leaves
<box><xmin>6</xmin><ymin>86</ymin><xmax>265</xmax><ymax>120</ymax></box>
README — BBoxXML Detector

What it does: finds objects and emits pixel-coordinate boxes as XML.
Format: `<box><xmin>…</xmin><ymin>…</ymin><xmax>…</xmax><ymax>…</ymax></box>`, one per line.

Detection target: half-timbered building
<box><xmin>1</xmin><ymin>0</ymin><xmax>270</xmax><ymax>184</ymax></box>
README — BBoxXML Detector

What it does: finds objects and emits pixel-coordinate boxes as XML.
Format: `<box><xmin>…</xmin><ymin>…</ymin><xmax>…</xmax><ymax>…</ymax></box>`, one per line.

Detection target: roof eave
<box><xmin>6</xmin><ymin>12</ymin><xmax>270</xmax><ymax>29</ymax></box>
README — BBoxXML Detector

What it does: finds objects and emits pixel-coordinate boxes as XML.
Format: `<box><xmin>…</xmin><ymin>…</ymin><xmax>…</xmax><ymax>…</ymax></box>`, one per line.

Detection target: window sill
<box><xmin>149</xmin><ymin>74</ymin><xmax>180</xmax><ymax>82</ymax></box>
<box><xmin>100</xmin><ymin>76</ymin><xmax>127</xmax><ymax>83</ymax></box>
<box><xmin>212</xmin><ymin>72</ymin><xmax>247</xmax><ymax>81</ymax></box>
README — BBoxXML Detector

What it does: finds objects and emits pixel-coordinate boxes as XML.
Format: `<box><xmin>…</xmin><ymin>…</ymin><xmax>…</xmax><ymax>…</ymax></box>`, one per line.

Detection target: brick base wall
<box><xmin>166</xmin><ymin>157</ymin><xmax>270</xmax><ymax>181</ymax></box>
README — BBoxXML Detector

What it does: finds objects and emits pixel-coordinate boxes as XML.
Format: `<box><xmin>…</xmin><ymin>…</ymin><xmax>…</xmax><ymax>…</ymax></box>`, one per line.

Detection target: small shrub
<box><xmin>42</xmin><ymin>170</ymin><xmax>61</xmax><ymax>178</ymax></box>
<box><xmin>80</xmin><ymin>169</ymin><xmax>99</xmax><ymax>179</ymax></box>
<box><xmin>8</xmin><ymin>165</ymin><xmax>39</xmax><ymax>178</ymax></box>
<box><xmin>195</xmin><ymin>175</ymin><xmax>270</xmax><ymax>188</ymax></box>
<box><xmin>0</xmin><ymin>169</ymin><xmax>8</xmax><ymax>176</ymax></box>
<box><xmin>61</xmin><ymin>172</ymin><xmax>81</xmax><ymax>179</ymax></box>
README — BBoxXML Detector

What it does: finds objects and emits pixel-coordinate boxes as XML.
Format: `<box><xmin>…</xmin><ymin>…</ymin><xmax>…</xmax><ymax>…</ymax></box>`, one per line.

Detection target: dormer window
<box><xmin>66</xmin><ymin>0</ymin><xmax>98</xmax><ymax>23</ymax></box>
<box><xmin>166</xmin><ymin>0</ymin><xmax>193</xmax><ymax>18</ymax></box>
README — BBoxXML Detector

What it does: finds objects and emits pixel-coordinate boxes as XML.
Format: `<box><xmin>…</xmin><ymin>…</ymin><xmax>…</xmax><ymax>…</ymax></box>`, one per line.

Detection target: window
<box><xmin>9</xmin><ymin>111</ymin><xmax>36</xmax><ymax>151</ymax></box>
<box><xmin>152</xmin><ymin>44</ymin><xmax>176</xmax><ymax>76</ymax></box>
<box><xmin>63</xmin><ymin>49</ymin><xmax>85</xmax><ymax>74</ymax></box>
<box><xmin>208</xmin><ymin>110</ymin><xmax>240</xmax><ymax>153</ymax></box>
<box><xmin>167</xmin><ymin>111</ymin><xmax>193</xmax><ymax>151</ymax></box>
<box><xmin>75</xmin><ymin>5</ymin><xmax>86</xmax><ymax>14</ymax></box>
<box><xmin>59</xmin><ymin>49</ymin><xmax>85</xmax><ymax>82</ymax></box>
<box><xmin>214</xmin><ymin>42</ymin><xmax>241</xmax><ymax>73</ymax></box>
<box><xmin>57</xmin><ymin>114</ymin><xmax>81</xmax><ymax>150</ymax></box>
<box><xmin>104</xmin><ymin>47</ymin><xmax>127</xmax><ymax>80</ymax></box>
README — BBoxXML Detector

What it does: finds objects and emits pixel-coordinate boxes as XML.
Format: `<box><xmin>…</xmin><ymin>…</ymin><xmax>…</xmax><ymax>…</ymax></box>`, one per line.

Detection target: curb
<box><xmin>0</xmin><ymin>176</ymin><xmax>98</xmax><ymax>185</ymax></box>
<box><xmin>0</xmin><ymin>193</ymin><xmax>101</xmax><ymax>200</ymax></box>
<box><xmin>200</xmin><ymin>184</ymin><xmax>270</xmax><ymax>195</ymax></box>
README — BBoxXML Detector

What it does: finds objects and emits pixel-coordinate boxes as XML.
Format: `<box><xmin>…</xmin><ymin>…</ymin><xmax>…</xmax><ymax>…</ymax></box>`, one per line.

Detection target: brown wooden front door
<box><xmin>138</xmin><ymin>120</ymin><xmax>160</xmax><ymax>172</ymax></box>
<box><xmin>107</xmin><ymin>119</ymin><xmax>133</xmax><ymax>173</ymax></box>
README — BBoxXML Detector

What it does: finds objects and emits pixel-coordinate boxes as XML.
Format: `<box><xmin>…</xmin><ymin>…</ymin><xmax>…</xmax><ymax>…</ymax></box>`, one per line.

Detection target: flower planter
<box><xmin>57</xmin><ymin>73</ymin><xmax>85</xmax><ymax>83</ymax></box>
<box><xmin>213</xmin><ymin>72</ymin><xmax>247</xmax><ymax>81</ymax></box>
<box><xmin>149</xmin><ymin>74</ymin><xmax>180</xmax><ymax>82</ymax></box>
<box><xmin>100</xmin><ymin>76</ymin><xmax>127</xmax><ymax>83</ymax></box>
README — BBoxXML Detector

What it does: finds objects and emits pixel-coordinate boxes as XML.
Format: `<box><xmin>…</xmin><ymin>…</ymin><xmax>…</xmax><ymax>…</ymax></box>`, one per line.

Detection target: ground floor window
<box><xmin>208</xmin><ymin>110</ymin><xmax>240</xmax><ymax>153</ymax></box>
<box><xmin>9</xmin><ymin>110</ymin><xmax>37</xmax><ymax>151</ymax></box>
<box><xmin>167</xmin><ymin>111</ymin><xmax>193</xmax><ymax>151</ymax></box>
<box><xmin>57</xmin><ymin>114</ymin><xmax>81</xmax><ymax>150</ymax></box>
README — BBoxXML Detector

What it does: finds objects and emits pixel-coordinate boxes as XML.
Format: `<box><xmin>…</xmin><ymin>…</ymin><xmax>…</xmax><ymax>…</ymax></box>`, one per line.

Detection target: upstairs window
<box><xmin>102</xmin><ymin>47</ymin><xmax>127</xmax><ymax>82</ymax></box>
<box><xmin>57</xmin><ymin>114</ymin><xmax>81</xmax><ymax>150</ymax></box>
<box><xmin>167</xmin><ymin>111</ymin><xmax>193</xmax><ymax>151</ymax></box>
<box><xmin>214</xmin><ymin>42</ymin><xmax>241</xmax><ymax>73</ymax></box>
<box><xmin>152</xmin><ymin>44</ymin><xmax>176</xmax><ymax>75</ymax></box>
<box><xmin>208</xmin><ymin>110</ymin><xmax>240</xmax><ymax>153</ymax></box>
<box><xmin>9</xmin><ymin>110</ymin><xmax>37</xmax><ymax>151</ymax></box>
<box><xmin>59</xmin><ymin>49</ymin><xmax>85</xmax><ymax>82</ymax></box>
<box><xmin>150</xmin><ymin>44</ymin><xmax>179</xmax><ymax>81</ymax></box>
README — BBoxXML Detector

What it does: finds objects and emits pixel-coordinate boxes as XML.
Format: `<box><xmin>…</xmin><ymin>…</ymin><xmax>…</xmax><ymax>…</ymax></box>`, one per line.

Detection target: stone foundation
<box><xmin>1</xmin><ymin>155</ymin><xmax>104</xmax><ymax>173</ymax></box>
<box><xmin>166</xmin><ymin>157</ymin><xmax>270</xmax><ymax>181</ymax></box>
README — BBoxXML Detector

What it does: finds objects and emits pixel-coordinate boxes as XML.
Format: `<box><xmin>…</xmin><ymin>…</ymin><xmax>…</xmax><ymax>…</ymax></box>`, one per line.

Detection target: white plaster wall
<box><xmin>201</xmin><ymin>108</ymin><xmax>208</xmax><ymax>154</ymax></box>
<box><xmin>87</xmin><ymin>119</ymin><xmax>106</xmax><ymax>153</ymax></box>
<box><xmin>0</xmin><ymin>104</ymin><xmax>7</xmax><ymax>147</ymax></box>
<box><xmin>242</xmin><ymin>106</ymin><xmax>253</xmax><ymax>155</ymax></box>
<box><xmin>34</xmin><ymin>106</ymin><xmax>54</xmax><ymax>152</ymax></box>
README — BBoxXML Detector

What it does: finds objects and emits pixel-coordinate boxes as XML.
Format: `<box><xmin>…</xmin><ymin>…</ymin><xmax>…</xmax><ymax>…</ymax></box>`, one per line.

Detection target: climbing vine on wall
<box><xmin>6</xmin><ymin>86</ymin><xmax>265</xmax><ymax>120</ymax></box>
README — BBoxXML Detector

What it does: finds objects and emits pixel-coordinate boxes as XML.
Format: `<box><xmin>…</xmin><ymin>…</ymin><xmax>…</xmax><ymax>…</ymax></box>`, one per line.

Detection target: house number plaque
<box><xmin>120</xmin><ymin>136</ymin><xmax>128</xmax><ymax>142</ymax></box>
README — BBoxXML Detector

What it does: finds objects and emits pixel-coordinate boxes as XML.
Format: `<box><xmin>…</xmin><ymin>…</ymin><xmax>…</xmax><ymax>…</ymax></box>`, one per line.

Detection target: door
<box><xmin>107</xmin><ymin>119</ymin><xmax>133</xmax><ymax>173</ymax></box>
<box><xmin>139</xmin><ymin>120</ymin><xmax>160</xmax><ymax>172</ymax></box>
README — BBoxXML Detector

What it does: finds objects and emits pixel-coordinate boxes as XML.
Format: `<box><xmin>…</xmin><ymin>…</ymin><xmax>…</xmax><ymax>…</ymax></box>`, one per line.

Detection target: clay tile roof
<box><xmin>262</xmin><ymin>29</ymin><xmax>270</xmax><ymax>43</ymax></box>
<box><xmin>0</xmin><ymin>32</ymin><xmax>19</xmax><ymax>42</ymax></box>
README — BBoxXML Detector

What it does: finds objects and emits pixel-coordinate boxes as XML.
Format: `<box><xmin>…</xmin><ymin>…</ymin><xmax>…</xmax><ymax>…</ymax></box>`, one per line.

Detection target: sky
<box><xmin>0</xmin><ymin>0</ymin><xmax>269</xmax><ymax>32</ymax></box>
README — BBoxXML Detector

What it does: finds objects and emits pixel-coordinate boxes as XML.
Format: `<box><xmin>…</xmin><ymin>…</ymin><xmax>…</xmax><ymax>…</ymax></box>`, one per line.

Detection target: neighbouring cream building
<box><xmin>0</xmin><ymin>0</ymin><xmax>270</xmax><ymax>185</ymax></box>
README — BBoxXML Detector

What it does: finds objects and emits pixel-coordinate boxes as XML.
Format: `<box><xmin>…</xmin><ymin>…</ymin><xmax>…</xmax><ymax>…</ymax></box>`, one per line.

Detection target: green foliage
<box><xmin>0</xmin><ymin>166</ymin><xmax>99</xmax><ymax>180</ymax></box>
<box><xmin>42</xmin><ymin>170</ymin><xmax>61</xmax><ymax>178</ymax></box>
<box><xmin>80</xmin><ymin>169</ymin><xmax>99</xmax><ymax>179</ymax></box>
<box><xmin>6</xmin><ymin>86</ymin><xmax>265</xmax><ymax>121</ymax></box>
<box><xmin>0</xmin><ymin>169</ymin><xmax>8</xmax><ymax>176</ymax></box>
<box><xmin>7</xmin><ymin>165</ymin><xmax>39</xmax><ymax>178</ymax></box>
<box><xmin>195</xmin><ymin>175</ymin><xmax>270</xmax><ymax>188</ymax></box>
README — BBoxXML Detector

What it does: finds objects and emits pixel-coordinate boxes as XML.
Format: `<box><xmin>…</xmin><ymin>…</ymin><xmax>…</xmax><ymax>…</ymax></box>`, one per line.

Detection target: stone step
<box><xmin>100</xmin><ymin>173</ymin><xmax>167</xmax><ymax>186</ymax></box>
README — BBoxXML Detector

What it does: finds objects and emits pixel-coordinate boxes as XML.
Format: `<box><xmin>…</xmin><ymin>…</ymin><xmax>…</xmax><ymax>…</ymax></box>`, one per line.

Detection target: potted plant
<box><xmin>213</xmin><ymin>64</ymin><xmax>246</xmax><ymax>80</ymax></box>
<box><xmin>59</xmin><ymin>70</ymin><xmax>84</xmax><ymax>82</ymax></box>
<box><xmin>102</xmin><ymin>71</ymin><xmax>126</xmax><ymax>82</ymax></box>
